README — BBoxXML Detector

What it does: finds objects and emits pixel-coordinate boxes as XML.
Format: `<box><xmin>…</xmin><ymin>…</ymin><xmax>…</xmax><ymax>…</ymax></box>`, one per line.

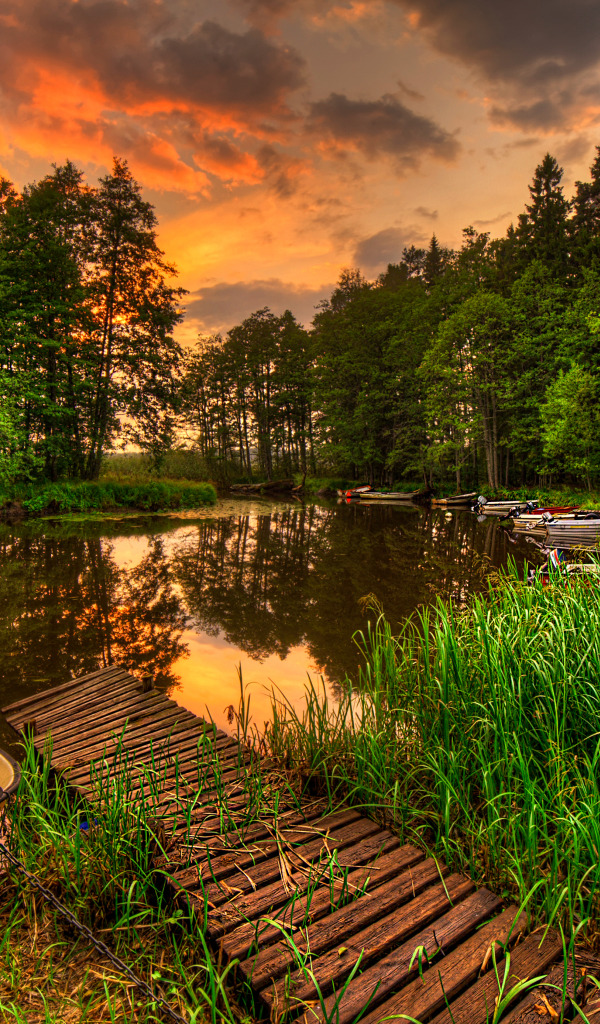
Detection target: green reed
<box><xmin>264</xmin><ymin>561</ymin><xmax>600</xmax><ymax>948</ymax></box>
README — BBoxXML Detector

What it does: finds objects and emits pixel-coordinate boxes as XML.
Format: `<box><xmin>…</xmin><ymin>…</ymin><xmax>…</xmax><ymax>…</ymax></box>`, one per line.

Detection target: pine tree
<box><xmin>571</xmin><ymin>147</ymin><xmax>600</xmax><ymax>269</ymax></box>
<box><xmin>517</xmin><ymin>153</ymin><xmax>570</xmax><ymax>274</ymax></box>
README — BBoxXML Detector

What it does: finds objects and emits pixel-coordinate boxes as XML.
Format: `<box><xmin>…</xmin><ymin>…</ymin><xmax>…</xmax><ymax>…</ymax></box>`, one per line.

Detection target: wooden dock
<box><xmin>1</xmin><ymin>666</ymin><xmax>576</xmax><ymax>1023</ymax></box>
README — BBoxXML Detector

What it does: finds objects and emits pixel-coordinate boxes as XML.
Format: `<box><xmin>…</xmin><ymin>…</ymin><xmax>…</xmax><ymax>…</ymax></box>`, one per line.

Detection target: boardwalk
<box><xmin>1</xmin><ymin>666</ymin><xmax>573</xmax><ymax>1023</ymax></box>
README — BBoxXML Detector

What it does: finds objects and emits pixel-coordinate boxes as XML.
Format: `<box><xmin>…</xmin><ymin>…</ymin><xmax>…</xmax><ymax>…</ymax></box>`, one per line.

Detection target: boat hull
<box><xmin>357</xmin><ymin>489</ymin><xmax>428</xmax><ymax>501</ymax></box>
<box><xmin>431</xmin><ymin>492</ymin><xmax>477</xmax><ymax>506</ymax></box>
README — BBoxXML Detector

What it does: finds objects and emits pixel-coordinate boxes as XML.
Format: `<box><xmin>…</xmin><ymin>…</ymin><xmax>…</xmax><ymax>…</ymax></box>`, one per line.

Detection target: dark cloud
<box><xmin>489</xmin><ymin>99</ymin><xmax>565</xmax><ymax>133</ymax></box>
<box><xmin>392</xmin><ymin>0</ymin><xmax>600</xmax><ymax>131</ymax></box>
<box><xmin>414</xmin><ymin>205</ymin><xmax>438</xmax><ymax>219</ymax></box>
<box><xmin>309</xmin><ymin>92</ymin><xmax>460</xmax><ymax>169</ymax></box>
<box><xmin>186</xmin><ymin>279</ymin><xmax>333</xmax><ymax>331</ymax></box>
<box><xmin>394</xmin><ymin>0</ymin><xmax>600</xmax><ymax>87</ymax></box>
<box><xmin>353</xmin><ymin>227</ymin><xmax>421</xmax><ymax>270</ymax></box>
<box><xmin>473</xmin><ymin>212</ymin><xmax>511</xmax><ymax>227</ymax></box>
<box><xmin>0</xmin><ymin>2</ymin><xmax>306</xmax><ymax>120</ymax></box>
<box><xmin>397</xmin><ymin>80</ymin><xmax>425</xmax><ymax>102</ymax></box>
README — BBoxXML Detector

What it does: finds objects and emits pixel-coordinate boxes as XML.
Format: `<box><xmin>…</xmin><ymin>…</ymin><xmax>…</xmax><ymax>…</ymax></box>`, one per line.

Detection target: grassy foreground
<box><xmin>6</xmin><ymin>569</ymin><xmax>600</xmax><ymax>1020</ymax></box>
<box><xmin>265</xmin><ymin>563</ymin><xmax>600</xmax><ymax>952</ymax></box>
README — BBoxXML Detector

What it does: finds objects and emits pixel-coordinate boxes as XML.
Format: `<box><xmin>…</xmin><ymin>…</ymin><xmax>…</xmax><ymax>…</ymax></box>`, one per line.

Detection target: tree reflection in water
<box><xmin>0</xmin><ymin>504</ymin><xmax>542</xmax><ymax>737</ymax></box>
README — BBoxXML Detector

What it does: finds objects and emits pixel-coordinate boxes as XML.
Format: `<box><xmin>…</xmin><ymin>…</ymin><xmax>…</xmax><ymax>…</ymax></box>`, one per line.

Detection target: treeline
<box><xmin>187</xmin><ymin>151</ymin><xmax>600</xmax><ymax>490</ymax></box>
<box><xmin>4</xmin><ymin>152</ymin><xmax>600</xmax><ymax>490</ymax></box>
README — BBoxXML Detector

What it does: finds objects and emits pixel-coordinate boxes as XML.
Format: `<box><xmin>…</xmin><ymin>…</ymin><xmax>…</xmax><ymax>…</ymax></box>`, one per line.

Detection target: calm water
<box><xmin>0</xmin><ymin>498</ymin><xmax>545</xmax><ymax>751</ymax></box>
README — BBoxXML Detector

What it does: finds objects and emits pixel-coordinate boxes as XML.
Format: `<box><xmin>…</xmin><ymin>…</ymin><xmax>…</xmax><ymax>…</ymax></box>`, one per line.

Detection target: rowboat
<box><xmin>510</xmin><ymin>506</ymin><xmax>580</xmax><ymax>529</ymax></box>
<box><xmin>336</xmin><ymin>485</ymin><xmax>372</xmax><ymax>499</ymax></box>
<box><xmin>431</xmin><ymin>492</ymin><xmax>478</xmax><ymax>507</ymax></box>
<box><xmin>0</xmin><ymin>747</ymin><xmax>20</xmax><ymax>801</ymax></box>
<box><xmin>357</xmin><ymin>487</ymin><xmax>430</xmax><ymax>502</ymax></box>
<box><xmin>546</xmin><ymin>519</ymin><xmax>600</xmax><ymax>545</ymax></box>
<box><xmin>479</xmin><ymin>500</ymin><xmax>539</xmax><ymax>516</ymax></box>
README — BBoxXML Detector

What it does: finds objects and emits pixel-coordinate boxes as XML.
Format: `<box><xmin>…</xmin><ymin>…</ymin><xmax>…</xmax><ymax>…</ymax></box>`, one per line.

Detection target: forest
<box><xmin>3</xmin><ymin>150</ymin><xmax>600</xmax><ymax>491</ymax></box>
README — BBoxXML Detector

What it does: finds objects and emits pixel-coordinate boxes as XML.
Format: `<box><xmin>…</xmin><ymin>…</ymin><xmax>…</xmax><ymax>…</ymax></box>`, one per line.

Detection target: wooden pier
<box><xmin>1</xmin><ymin>666</ymin><xmax>577</xmax><ymax>1023</ymax></box>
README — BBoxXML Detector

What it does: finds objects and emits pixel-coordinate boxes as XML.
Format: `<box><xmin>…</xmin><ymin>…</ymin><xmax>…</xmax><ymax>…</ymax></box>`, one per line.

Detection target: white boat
<box><xmin>546</xmin><ymin>519</ymin><xmax>600</xmax><ymax>544</ymax></box>
<box><xmin>480</xmin><ymin>500</ymin><xmax>539</xmax><ymax>516</ymax></box>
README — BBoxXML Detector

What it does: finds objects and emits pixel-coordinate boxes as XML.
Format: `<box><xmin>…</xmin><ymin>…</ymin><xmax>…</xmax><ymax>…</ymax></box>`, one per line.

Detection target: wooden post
<box><xmin>141</xmin><ymin>674</ymin><xmax>153</xmax><ymax>693</ymax></box>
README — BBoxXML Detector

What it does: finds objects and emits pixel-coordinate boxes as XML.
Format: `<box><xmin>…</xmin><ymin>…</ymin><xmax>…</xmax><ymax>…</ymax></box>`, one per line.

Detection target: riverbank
<box><xmin>0</xmin><ymin>480</ymin><xmax>217</xmax><ymax>519</ymax></box>
<box><xmin>266</xmin><ymin>565</ymin><xmax>600</xmax><ymax>952</ymax></box>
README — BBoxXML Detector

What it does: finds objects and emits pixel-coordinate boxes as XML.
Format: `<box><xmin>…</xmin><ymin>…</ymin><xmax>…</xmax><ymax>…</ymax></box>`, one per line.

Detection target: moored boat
<box><xmin>336</xmin><ymin>485</ymin><xmax>372</xmax><ymax>499</ymax></box>
<box><xmin>431</xmin><ymin>491</ymin><xmax>478</xmax><ymax>506</ymax></box>
<box><xmin>0</xmin><ymin>746</ymin><xmax>20</xmax><ymax>801</ymax></box>
<box><xmin>546</xmin><ymin>518</ymin><xmax>600</xmax><ymax>545</ymax></box>
<box><xmin>357</xmin><ymin>487</ymin><xmax>430</xmax><ymax>502</ymax></box>
<box><xmin>479</xmin><ymin>500</ymin><xmax>539</xmax><ymax>516</ymax></box>
<box><xmin>509</xmin><ymin>506</ymin><xmax>580</xmax><ymax>528</ymax></box>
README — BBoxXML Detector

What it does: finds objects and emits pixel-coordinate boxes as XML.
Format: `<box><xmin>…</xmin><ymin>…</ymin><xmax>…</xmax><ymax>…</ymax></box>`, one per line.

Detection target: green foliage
<box><xmin>540</xmin><ymin>364</ymin><xmax>600</xmax><ymax>483</ymax></box>
<box><xmin>18</xmin><ymin>480</ymin><xmax>216</xmax><ymax>514</ymax></box>
<box><xmin>0</xmin><ymin>159</ymin><xmax>184</xmax><ymax>483</ymax></box>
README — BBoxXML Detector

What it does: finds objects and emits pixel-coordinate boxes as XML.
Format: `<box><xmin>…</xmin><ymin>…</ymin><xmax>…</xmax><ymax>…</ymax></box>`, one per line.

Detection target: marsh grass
<box><xmin>11</xmin><ymin>481</ymin><xmax>217</xmax><ymax>516</ymax></box>
<box><xmin>263</xmin><ymin>560</ymin><xmax>600</xmax><ymax>954</ymax></box>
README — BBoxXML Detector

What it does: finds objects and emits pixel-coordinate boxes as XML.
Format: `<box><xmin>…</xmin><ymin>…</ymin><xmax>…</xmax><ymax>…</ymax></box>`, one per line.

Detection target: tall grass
<box><xmin>0</xmin><ymin>737</ymin><xmax>255</xmax><ymax>1022</ymax></box>
<box><xmin>9</xmin><ymin>480</ymin><xmax>217</xmax><ymax>515</ymax></box>
<box><xmin>264</xmin><ymin>562</ymin><xmax>600</xmax><ymax>949</ymax></box>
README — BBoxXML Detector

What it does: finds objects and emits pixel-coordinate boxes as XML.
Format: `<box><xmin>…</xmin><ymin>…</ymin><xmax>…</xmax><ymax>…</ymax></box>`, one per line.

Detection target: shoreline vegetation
<box><xmin>0</xmin><ymin>480</ymin><xmax>217</xmax><ymax>519</ymax></box>
<box><xmin>4</xmin><ymin>566</ymin><xmax>600</xmax><ymax>1020</ymax></box>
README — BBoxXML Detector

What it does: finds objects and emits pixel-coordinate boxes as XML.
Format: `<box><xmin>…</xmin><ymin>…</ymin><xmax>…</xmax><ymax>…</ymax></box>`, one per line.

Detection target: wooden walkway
<box><xmin>0</xmin><ymin>666</ymin><xmax>577</xmax><ymax>1023</ymax></box>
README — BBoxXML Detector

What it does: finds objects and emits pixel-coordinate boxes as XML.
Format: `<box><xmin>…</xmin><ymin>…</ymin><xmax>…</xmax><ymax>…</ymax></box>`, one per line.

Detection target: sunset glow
<box><xmin>2</xmin><ymin>0</ymin><xmax>599</xmax><ymax>336</ymax></box>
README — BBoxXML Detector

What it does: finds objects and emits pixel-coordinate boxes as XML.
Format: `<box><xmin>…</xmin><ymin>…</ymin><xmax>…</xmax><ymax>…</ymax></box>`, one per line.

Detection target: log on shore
<box><xmin>229</xmin><ymin>479</ymin><xmax>296</xmax><ymax>494</ymax></box>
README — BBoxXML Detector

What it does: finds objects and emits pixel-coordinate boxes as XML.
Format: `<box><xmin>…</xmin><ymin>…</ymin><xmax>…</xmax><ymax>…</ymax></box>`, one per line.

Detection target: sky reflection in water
<box><xmin>0</xmin><ymin>499</ymin><xmax>544</xmax><ymax>748</ymax></box>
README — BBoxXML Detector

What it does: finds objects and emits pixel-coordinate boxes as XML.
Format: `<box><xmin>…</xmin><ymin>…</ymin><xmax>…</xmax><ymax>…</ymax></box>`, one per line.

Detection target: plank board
<box><xmin>2</xmin><ymin>665</ymin><xmax>569</xmax><ymax>1024</ymax></box>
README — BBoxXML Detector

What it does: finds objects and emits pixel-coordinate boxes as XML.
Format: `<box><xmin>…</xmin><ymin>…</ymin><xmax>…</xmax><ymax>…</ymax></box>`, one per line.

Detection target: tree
<box><xmin>0</xmin><ymin>159</ymin><xmax>185</xmax><ymax>481</ymax></box>
<box><xmin>540</xmin><ymin>365</ymin><xmax>600</xmax><ymax>488</ymax></box>
<box><xmin>517</xmin><ymin>153</ymin><xmax>570</xmax><ymax>274</ymax></box>
<box><xmin>420</xmin><ymin>292</ymin><xmax>515</xmax><ymax>489</ymax></box>
<box><xmin>84</xmin><ymin>158</ymin><xmax>185</xmax><ymax>478</ymax></box>
<box><xmin>571</xmin><ymin>147</ymin><xmax>600</xmax><ymax>271</ymax></box>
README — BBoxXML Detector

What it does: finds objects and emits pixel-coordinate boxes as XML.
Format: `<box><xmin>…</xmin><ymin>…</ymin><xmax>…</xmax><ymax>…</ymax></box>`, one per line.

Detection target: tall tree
<box><xmin>517</xmin><ymin>153</ymin><xmax>570</xmax><ymax>274</ymax></box>
<box><xmin>84</xmin><ymin>158</ymin><xmax>185</xmax><ymax>477</ymax></box>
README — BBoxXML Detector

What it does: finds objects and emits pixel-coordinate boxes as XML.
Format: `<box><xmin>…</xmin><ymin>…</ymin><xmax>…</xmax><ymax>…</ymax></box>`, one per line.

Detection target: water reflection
<box><xmin>0</xmin><ymin>501</ymin><xmax>543</xmax><ymax>745</ymax></box>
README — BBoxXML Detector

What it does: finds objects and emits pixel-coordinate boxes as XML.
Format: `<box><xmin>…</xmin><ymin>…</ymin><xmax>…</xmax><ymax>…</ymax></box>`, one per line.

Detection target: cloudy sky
<box><xmin>1</xmin><ymin>0</ymin><xmax>599</xmax><ymax>340</ymax></box>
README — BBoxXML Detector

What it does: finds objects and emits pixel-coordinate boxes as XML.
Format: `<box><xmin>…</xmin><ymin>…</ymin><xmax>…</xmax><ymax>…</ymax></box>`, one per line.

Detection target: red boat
<box><xmin>336</xmin><ymin>485</ymin><xmax>372</xmax><ymax>499</ymax></box>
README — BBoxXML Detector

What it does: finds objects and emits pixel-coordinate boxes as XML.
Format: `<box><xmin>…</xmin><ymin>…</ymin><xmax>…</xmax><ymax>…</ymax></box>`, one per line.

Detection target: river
<box><xmin>0</xmin><ymin>498</ymin><xmax>544</xmax><ymax>751</ymax></box>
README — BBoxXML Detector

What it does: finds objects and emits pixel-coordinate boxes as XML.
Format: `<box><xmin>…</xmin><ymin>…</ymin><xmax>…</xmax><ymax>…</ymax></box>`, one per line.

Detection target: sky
<box><xmin>2</xmin><ymin>0</ymin><xmax>600</xmax><ymax>342</ymax></box>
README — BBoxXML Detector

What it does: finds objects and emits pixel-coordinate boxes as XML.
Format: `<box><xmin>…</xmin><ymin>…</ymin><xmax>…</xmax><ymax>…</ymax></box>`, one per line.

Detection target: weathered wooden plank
<box><xmin>240</xmin><ymin>857</ymin><xmax>448</xmax><ymax>991</ymax></box>
<box><xmin>221</xmin><ymin>840</ymin><xmax>418</xmax><ymax>962</ymax></box>
<box><xmin>1</xmin><ymin>664</ymin><xmax>127</xmax><ymax>716</ymax></box>
<box><xmin>137</xmin><ymin>756</ymin><xmax>253</xmax><ymax>805</ymax></box>
<box><xmin>48</xmin><ymin>707</ymin><xmax>199</xmax><ymax>762</ymax></box>
<box><xmin>207</xmin><ymin>829</ymin><xmax>401</xmax><ymax>941</ymax></box>
<box><xmin>169</xmin><ymin>809</ymin><xmax>362</xmax><ymax>890</ymax></box>
<box><xmin>161</xmin><ymin>806</ymin><xmax>330</xmax><ymax>871</ymax></box>
<box><xmin>51</xmin><ymin>706</ymin><xmax>195</xmax><ymax>765</ymax></box>
<box><xmin>343</xmin><ymin>905</ymin><xmax>528</xmax><ymax>1024</ymax></box>
<box><xmin>32</xmin><ymin>686</ymin><xmax>171</xmax><ymax>739</ymax></box>
<box><xmin>427</xmin><ymin>928</ymin><xmax>562</xmax><ymax>1024</ymax></box>
<box><xmin>4</xmin><ymin>668</ymin><xmax>134</xmax><ymax>725</ymax></box>
<box><xmin>26</xmin><ymin>673</ymin><xmax>141</xmax><ymax>723</ymax></box>
<box><xmin>38</xmin><ymin>694</ymin><xmax>170</xmax><ymax>751</ymax></box>
<box><xmin>573</xmin><ymin>995</ymin><xmax>600</xmax><ymax>1022</ymax></box>
<box><xmin>200</xmin><ymin>817</ymin><xmax>380</xmax><ymax>906</ymax></box>
<box><xmin>23</xmin><ymin>680</ymin><xmax>142</xmax><ymax>733</ymax></box>
<box><xmin>505</xmin><ymin>962</ymin><xmax>574</xmax><ymax>1022</ymax></box>
<box><xmin>267</xmin><ymin>873</ymin><xmax>478</xmax><ymax>1014</ymax></box>
<box><xmin>299</xmin><ymin>886</ymin><xmax>502</xmax><ymax>1024</ymax></box>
